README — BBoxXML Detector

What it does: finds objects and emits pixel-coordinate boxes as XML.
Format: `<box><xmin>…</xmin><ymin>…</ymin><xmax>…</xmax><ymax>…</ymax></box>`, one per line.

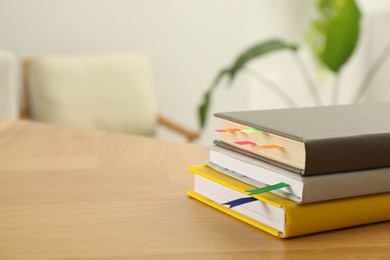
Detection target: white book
<box><xmin>209</xmin><ymin>145</ymin><xmax>390</xmax><ymax>204</ymax></box>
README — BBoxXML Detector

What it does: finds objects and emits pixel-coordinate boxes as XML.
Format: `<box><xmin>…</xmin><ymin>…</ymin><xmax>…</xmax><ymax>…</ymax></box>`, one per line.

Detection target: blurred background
<box><xmin>1</xmin><ymin>0</ymin><xmax>390</xmax><ymax>146</ymax></box>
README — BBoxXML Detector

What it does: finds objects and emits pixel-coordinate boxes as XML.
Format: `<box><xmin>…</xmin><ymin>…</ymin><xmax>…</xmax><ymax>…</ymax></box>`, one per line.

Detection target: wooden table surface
<box><xmin>0</xmin><ymin>120</ymin><xmax>389</xmax><ymax>259</ymax></box>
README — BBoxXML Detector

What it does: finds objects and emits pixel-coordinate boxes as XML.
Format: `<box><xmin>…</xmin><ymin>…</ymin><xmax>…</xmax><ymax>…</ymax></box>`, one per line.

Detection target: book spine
<box><xmin>304</xmin><ymin>132</ymin><xmax>390</xmax><ymax>175</ymax></box>
<box><xmin>285</xmin><ymin>192</ymin><xmax>390</xmax><ymax>237</ymax></box>
<box><xmin>301</xmin><ymin>167</ymin><xmax>390</xmax><ymax>203</ymax></box>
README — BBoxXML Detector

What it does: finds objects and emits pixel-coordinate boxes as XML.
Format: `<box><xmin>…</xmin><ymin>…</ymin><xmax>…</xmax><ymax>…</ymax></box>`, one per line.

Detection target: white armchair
<box><xmin>21</xmin><ymin>53</ymin><xmax>198</xmax><ymax>141</ymax></box>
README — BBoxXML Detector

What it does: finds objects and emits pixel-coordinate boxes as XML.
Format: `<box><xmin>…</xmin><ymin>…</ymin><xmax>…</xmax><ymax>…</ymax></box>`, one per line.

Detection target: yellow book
<box><xmin>187</xmin><ymin>164</ymin><xmax>390</xmax><ymax>238</ymax></box>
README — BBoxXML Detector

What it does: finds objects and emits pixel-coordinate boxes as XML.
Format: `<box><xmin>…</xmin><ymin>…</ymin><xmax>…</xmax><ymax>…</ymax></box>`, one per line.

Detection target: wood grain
<box><xmin>0</xmin><ymin>120</ymin><xmax>389</xmax><ymax>259</ymax></box>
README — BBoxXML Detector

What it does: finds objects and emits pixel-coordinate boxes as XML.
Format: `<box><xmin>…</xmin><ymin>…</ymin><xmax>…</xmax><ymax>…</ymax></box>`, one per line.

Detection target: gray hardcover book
<box><xmin>208</xmin><ymin>145</ymin><xmax>390</xmax><ymax>204</ymax></box>
<box><xmin>214</xmin><ymin>102</ymin><xmax>390</xmax><ymax>175</ymax></box>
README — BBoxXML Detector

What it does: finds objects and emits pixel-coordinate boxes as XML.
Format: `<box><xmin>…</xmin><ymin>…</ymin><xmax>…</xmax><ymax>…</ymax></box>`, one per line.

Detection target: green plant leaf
<box><xmin>322</xmin><ymin>0</ymin><xmax>361</xmax><ymax>72</ymax></box>
<box><xmin>308</xmin><ymin>0</ymin><xmax>361</xmax><ymax>72</ymax></box>
<box><xmin>227</xmin><ymin>40</ymin><xmax>299</xmax><ymax>84</ymax></box>
<box><xmin>197</xmin><ymin>68</ymin><xmax>230</xmax><ymax>129</ymax></box>
<box><xmin>198</xmin><ymin>40</ymin><xmax>298</xmax><ymax>130</ymax></box>
<box><xmin>198</xmin><ymin>91</ymin><xmax>211</xmax><ymax>129</ymax></box>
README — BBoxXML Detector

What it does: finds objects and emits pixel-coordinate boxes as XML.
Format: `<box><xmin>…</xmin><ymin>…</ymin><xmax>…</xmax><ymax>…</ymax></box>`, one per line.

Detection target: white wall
<box><xmin>361</xmin><ymin>1</ymin><xmax>390</xmax><ymax>102</ymax></box>
<box><xmin>0</xmin><ymin>0</ymin><xmax>389</xmax><ymax>146</ymax></box>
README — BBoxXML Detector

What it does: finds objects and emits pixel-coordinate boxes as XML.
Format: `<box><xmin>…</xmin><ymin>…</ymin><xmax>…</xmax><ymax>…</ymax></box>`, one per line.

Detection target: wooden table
<box><xmin>0</xmin><ymin>120</ymin><xmax>389</xmax><ymax>259</ymax></box>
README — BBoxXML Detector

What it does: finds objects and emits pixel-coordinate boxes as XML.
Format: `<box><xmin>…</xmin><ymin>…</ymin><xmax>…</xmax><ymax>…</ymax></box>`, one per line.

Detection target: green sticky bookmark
<box><xmin>246</xmin><ymin>182</ymin><xmax>290</xmax><ymax>195</ymax></box>
<box><xmin>240</xmin><ymin>128</ymin><xmax>262</xmax><ymax>134</ymax></box>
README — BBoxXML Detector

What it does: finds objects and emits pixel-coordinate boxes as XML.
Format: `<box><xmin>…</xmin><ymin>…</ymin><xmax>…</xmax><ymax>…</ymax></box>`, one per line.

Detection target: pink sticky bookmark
<box><xmin>234</xmin><ymin>141</ymin><xmax>255</xmax><ymax>145</ymax></box>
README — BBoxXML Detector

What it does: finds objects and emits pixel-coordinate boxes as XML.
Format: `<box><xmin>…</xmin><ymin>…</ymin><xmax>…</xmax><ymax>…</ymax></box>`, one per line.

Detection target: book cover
<box><xmin>209</xmin><ymin>145</ymin><xmax>390</xmax><ymax>204</ymax></box>
<box><xmin>187</xmin><ymin>164</ymin><xmax>390</xmax><ymax>238</ymax></box>
<box><xmin>214</xmin><ymin>102</ymin><xmax>390</xmax><ymax>175</ymax></box>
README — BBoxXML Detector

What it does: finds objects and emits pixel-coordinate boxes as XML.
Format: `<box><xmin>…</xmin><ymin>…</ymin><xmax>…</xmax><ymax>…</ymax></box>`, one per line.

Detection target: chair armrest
<box><xmin>157</xmin><ymin>113</ymin><xmax>199</xmax><ymax>142</ymax></box>
<box><xmin>20</xmin><ymin>60</ymin><xmax>32</xmax><ymax>119</ymax></box>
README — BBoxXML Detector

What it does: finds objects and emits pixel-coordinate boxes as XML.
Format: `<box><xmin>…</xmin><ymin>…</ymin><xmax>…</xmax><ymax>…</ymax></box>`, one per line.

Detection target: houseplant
<box><xmin>198</xmin><ymin>0</ymin><xmax>390</xmax><ymax>130</ymax></box>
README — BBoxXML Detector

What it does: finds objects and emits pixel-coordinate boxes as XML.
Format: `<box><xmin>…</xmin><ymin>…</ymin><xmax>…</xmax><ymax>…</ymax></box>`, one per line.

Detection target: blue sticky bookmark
<box><xmin>222</xmin><ymin>197</ymin><xmax>257</xmax><ymax>208</ymax></box>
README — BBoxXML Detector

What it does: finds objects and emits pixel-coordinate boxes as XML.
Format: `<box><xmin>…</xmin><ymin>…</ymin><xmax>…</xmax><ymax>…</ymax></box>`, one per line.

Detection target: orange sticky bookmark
<box><xmin>215</xmin><ymin>128</ymin><xmax>241</xmax><ymax>133</ymax></box>
<box><xmin>253</xmin><ymin>144</ymin><xmax>282</xmax><ymax>149</ymax></box>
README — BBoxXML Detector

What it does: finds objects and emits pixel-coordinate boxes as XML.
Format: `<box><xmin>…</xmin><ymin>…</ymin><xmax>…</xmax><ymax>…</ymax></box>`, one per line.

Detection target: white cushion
<box><xmin>28</xmin><ymin>53</ymin><xmax>157</xmax><ymax>135</ymax></box>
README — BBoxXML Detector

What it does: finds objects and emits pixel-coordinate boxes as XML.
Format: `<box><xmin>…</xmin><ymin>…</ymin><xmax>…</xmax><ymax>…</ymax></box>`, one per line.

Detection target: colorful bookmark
<box><xmin>222</xmin><ymin>197</ymin><xmax>257</xmax><ymax>208</ymax></box>
<box><xmin>240</xmin><ymin>128</ymin><xmax>262</xmax><ymax>134</ymax></box>
<box><xmin>234</xmin><ymin>141</ymin><xmax>255</xmax><ymax>145</ymax></box>
<box><xmin>215</xmin><ymin>128</ymin><xmax>241</xmax><ymax>133</ymax></box>
<box><xmin>253</xmin><ymin>144</ymin><xmax>282</xmax><ymax>149</ymax></box>
<box><xmin>246</xmin><ymin>182</ymin><xmax>290</xmax><ymax>195</ymax></box>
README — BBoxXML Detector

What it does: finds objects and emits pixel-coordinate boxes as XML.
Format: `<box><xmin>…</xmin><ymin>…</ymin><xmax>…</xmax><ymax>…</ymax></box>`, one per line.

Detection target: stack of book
<box><xmin>187</xmin><ymin>102</ymin><xmax>390</xmax><ymax>238</ymax></box>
